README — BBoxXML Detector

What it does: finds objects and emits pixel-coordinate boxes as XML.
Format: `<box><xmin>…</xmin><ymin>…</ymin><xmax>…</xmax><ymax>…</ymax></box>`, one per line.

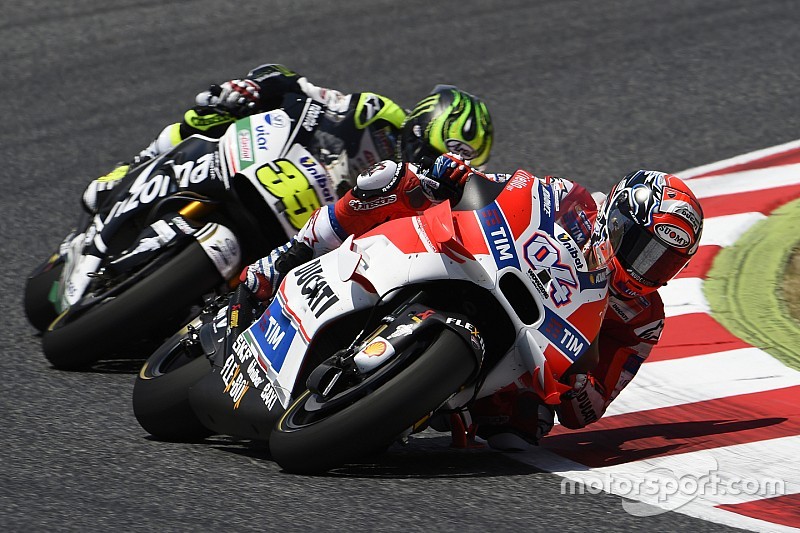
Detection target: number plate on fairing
<box><xmin>227</xmin><ymin>110</ymin><xmax>336</xmax><ymax>233</ymax></box>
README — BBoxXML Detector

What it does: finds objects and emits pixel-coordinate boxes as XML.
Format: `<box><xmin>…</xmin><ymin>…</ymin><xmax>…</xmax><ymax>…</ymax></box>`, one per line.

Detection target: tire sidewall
<box><xmin>132</xmin><ymin>331</ymin><xmax>214</xmax><ymax>442</ymax></box>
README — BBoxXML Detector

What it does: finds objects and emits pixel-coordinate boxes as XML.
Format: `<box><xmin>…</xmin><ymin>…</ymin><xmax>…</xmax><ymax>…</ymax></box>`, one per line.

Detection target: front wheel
<box><xmin>132</xmin><ymin>319</ymin><xmax>214</xmax><ymax>442</ymax></box>
<box><xmin>269</xmin><ymin>329</ymin><xmax>476</xmax><ymax>474</ymax></box>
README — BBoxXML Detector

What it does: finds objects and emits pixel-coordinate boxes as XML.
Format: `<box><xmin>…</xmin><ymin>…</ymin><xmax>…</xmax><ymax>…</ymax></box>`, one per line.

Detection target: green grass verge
<box><xmin>704</xmin><ymin>198</ymin><xmax>800</xmax><ymax>370</ymax></box>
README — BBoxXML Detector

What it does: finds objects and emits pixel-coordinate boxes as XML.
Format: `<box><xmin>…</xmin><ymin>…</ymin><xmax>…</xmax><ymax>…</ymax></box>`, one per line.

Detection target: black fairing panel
<box><xmin>188</xmin><ymin>367</ymin><xmax>285</xmax><ymax>441</ymax></box>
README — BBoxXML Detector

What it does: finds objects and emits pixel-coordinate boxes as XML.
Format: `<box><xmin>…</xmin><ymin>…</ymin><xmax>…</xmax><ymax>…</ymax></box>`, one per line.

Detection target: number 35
<box><xmin>256</xmin><ymin>160</ymin><xmax>322</xmax><ymax>229</ymax></box>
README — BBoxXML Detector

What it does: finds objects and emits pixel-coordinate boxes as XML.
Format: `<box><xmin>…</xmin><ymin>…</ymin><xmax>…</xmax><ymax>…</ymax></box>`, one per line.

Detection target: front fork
<box><xmin>307</xmin><ymin>292</ymin><xmax>485</xmax><ymax>401</ymax></box>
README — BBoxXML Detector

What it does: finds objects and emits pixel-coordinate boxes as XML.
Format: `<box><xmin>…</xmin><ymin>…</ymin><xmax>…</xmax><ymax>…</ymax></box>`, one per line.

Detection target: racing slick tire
<box><xmin>42</xmin><ymin>240</ymin><xmax>223</xmax><ymax>370</ymax></box>
<box><xmin>270</xmin><ymin>329</ymin><xmax>476</xmax><ymax>474</ymax></box>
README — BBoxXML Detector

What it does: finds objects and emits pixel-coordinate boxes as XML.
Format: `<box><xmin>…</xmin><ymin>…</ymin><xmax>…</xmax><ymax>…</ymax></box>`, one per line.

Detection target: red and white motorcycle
<box><xmin>133</xmin><ymin>169</ymin><xmax>608</xmax><ymax>473</ymax></box>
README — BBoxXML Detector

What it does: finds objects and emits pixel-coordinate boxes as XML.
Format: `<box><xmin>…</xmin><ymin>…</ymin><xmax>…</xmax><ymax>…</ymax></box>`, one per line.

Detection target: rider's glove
<box><xmin>420</xmin><ymin>152</ymin><xmax>485</xmax><ymax>202</ymax></box>
<box><xmin>556</xmin><ymin>373</ymin><xmax>607</xmax><ymax>429</ymax></box>
<box><xmin>239</xmin><ymin>239</ymin><xmax>314</xmax><ymax>301</ymax></box>
<box><xmin>239</xmin><ymin>241</ymin><xmax>292</xmax><ymax>301</ymax></box>
<box><xmin>201</xmin><ymin>79</ymin><xmax>261</xmax><ymax>117</ymax></box>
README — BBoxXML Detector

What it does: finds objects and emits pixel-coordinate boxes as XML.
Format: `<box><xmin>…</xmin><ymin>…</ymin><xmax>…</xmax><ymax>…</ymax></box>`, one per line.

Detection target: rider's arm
<box><xmin>323</xmin><ymin>160</ymin><xmax>432</xmax><ymax>241</ymax></box>
<box><xmin>540</xmin><ymin>175</ymin><xmax>598</xmax><ymax>247</ymax></box>
<box><xmin>556</xmin><ymin>292</ymin><xmax>665</xmax><ymax>429</ymax></box>
<box><xmin>268</xmin><ymin>157</ymin><xmax>423</xmax><ymax>266</ymax></box>
<box><xmin>248</xmin><ymin>63</ymin><xmax>355</xmax><ymax>113</ymax></box>
<box><xmin>563</xmin><ymin>335</ymin><xmax>600</xmax><ymax>379</ymax></box>
<box><xmin>240</xmin><ymin>155</ymin><xmax>472</xmax><ymax>300</ymax></box>
<box><xmin>121</xmin><ymin>65</ymin><xmax>306</xmax><ymax>168</ymax></box>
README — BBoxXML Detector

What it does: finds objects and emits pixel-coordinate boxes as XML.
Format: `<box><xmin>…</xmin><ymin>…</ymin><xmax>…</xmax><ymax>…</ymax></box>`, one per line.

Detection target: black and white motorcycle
<box><xmin>26</xmin><ymin>96</ymin><xmax>345</xmax><ymax>369</ymax></box>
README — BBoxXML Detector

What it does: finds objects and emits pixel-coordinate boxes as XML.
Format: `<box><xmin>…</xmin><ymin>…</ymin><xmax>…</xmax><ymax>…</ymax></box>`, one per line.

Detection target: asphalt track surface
<box><xmin>2</xmin><ymin>1</ymin><xmax>799</xmax><ymax>531</ymax></box>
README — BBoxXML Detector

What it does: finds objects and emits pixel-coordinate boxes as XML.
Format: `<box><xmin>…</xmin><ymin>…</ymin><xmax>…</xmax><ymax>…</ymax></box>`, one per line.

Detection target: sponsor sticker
<box><xmin>446</xmin><ymin>317</ymin><xmax>485</xmax><ymax>354</ymax></box>
<box><xmin>348</xmin><ymin>194</ymin><xmax>397</xmax><ymax>211</ymax></box>
<box><xmin>303</xmin><ymin>103</ymin><xmax>322</xmax><ymax>131</ymax></box>
<box><xmin>238</xmin><ymin>129</ymin><xmax>253</xmax><ymax>163</ymax></box>
<box><xmin>249</xmin><ymin>302</ymin><xmax>298</xmax><ymax>373</ymax></box>
<box><xmin>558</xmin><ymin>232</ymin><xmax>585</xmax><ymax>269</ymax></box>
<box><xmin>264</xmin><ymin>112</ymin><xmax>287</xmax><ymax>128</ymax></box>
<box><xmin>294</xmin><ymin>259</ymin><xmax>340</xmax><ymax>318</ymax></box>
<box><xmin>655</xmin><ymin>223</ymin><xmax>691</xmax><ymax>247</ymax></box>
<box><xmin>220</xmin><ymin>353</ymin><xmax>250</xmax><ymax>409</ymax></box>
<box><xmin>540</xmin><ymin>307</ymin><xmax>589</xmax><ymax>362</ymax></box>
<box><xmin>523</xmin><ymin>232</ymin><xmax>577</xmax><ymax>307</ymax></box>
<box><xmin>353</xmin><ymin>336</ymin><xmax>396</xmax><ymax>373</ymax></box>
<box><xmin>477</xmin><ymin>203</ymin><xmax>520</xmax><ymax>270</ymax></box>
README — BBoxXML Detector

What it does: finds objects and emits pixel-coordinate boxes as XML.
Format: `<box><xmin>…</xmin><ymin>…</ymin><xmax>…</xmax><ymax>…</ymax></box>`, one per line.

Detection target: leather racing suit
<box><xmin>471</xmin><ymin>175</ymin><xmax>667</xmax><ymax>447</ymax></box>
<box><xmin>82</xmin><ymin>64</ymin><xmax>407</xmax><ymax>212</ymax></box>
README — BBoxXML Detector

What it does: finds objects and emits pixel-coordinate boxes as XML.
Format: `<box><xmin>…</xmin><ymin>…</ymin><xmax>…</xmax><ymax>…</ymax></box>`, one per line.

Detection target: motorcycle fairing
<box><xmin>237</xmin><ymin>170</ymin><xmax>606</xmax><ymax>419</ymax></box>
<box><xmin>222</xmin><ymin>111</ymin><xmax>292</xmax><ymax>174</ymax></box>
<box><xmin>229</xmin><ymin>292</ymin><xmax>301</xmax><ymax>410</ymax></box>
<box><xmin>56</xmin><ymin>136</ymin><xmax>227</xmax><ymax>310</ymax></box>
<box><xmin>221</xmin><ymin>106</ymin><xmax>338</xmax><ymax>235</ymax></box>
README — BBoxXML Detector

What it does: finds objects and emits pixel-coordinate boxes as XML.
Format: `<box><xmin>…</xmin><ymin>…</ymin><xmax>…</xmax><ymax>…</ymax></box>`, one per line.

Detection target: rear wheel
<box><xmin>132</xmin><ymin>319</ymin><xmax>213</xmax><ymax>442</ymax></box>
<box><xmin>269</xmin><ymin>329</ymin><xmax>476</xmax><ymax>474</ymax></box>
<box><xmin>42</xmin><ymin>241</ymin><xmax>223</xmax><ymax>370</ymax></box>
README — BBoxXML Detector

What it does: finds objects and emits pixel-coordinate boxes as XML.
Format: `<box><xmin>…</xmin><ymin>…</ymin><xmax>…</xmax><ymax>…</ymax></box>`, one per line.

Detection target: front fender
<box><xmin>358</xmin><ymin>302</ymin><xmax>485</xmax><ymax>383</ymax></box>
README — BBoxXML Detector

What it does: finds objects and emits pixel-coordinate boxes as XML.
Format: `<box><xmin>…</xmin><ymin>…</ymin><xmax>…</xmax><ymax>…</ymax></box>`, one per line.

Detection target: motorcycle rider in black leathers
<box><xmin>75</xmin><ymin>64</ymin><xmax>495</xmax><ymax>281</ymax></box>
<box><xmin>81</xmin><ymin>64</ymin><xmax>495</xmax><ymax>213</ymax></box>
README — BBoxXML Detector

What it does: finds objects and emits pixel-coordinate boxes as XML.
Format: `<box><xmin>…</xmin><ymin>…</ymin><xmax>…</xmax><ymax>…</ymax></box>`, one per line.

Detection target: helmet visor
<box><xmin>607</xmin><ymin>205</ymin><xmax>691</xmax><ymax>288</ymax></box>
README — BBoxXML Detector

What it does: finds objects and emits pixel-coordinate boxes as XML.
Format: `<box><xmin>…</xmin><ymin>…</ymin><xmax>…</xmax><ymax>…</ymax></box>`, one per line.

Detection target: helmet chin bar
<box><xmin>608</xmin><ymin>260</ymin><xmax>658</xmax><ymax>300</ymax></box>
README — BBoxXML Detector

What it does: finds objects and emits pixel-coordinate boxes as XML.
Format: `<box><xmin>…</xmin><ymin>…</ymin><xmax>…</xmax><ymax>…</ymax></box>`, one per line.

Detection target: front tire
<box><xmin>132</xmin><ymin>320</ymin><xmax>213</xmax><ymax>442</ymax></box>
<box><xmin>269</xmin><ymin>329</ymin><xmax>476</xmax><ymax>474</ymax></box>
<box><xmin>42</xmin><ymin>241</ymin><xmax>223</xmax><ymax>370</ymax></box>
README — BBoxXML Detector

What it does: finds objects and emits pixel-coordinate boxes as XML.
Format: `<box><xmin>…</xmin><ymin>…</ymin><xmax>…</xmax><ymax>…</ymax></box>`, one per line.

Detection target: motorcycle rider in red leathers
<box><xmin>241</xmin><ymin>156</ymin><xmax>705</xmax><ymax>451</ymax></box>
<box><xmin>471</xmin><ymin>169</ymin><xmax>704</xmax><ymax>450</ymax></box>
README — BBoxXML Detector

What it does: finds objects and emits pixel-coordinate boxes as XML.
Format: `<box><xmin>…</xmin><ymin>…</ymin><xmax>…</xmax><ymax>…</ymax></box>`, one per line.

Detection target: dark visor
<box><xmin>607</xmin><ymin>206</ymin><xmax>692</xmax><ymax>287</ymax></box>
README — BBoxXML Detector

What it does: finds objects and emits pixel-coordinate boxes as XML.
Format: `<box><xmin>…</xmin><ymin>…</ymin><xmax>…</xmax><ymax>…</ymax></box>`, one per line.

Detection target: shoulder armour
<box><xmin>354</xmin><ymin>93</ymin><xmax>407</xmax><ymax>130</ymax></box>
<box><xmin>353</xmin><ymin>160</ymin><xmax>403</xmax><ymax>199</ymax></box>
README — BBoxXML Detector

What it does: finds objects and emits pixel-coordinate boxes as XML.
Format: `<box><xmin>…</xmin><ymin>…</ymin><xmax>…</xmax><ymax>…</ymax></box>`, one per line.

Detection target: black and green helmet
<box><xmin>400</xmin><ymin>85</ymin><xmax>494</xmax><ymax>168</ymax></box>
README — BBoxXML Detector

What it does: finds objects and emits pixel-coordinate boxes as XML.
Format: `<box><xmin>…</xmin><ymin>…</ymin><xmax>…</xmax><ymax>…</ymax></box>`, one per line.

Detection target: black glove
<box><xmin>420</xmin><ymin>152</ymin><xmax>481</xmax><ymax>202</ymax></box>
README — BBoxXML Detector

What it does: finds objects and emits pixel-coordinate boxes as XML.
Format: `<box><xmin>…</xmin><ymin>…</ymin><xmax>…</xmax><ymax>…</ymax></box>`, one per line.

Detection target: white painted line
<box><xmin>700</xmin><ymin>212</ymin><xmax>767</xmax><ymax>247</ymax></box>
<box><xmin>606</xmin><ymin>347</ymin><xmax>800</xmax><ymax>417</ymax></box>
<box><xmin>660</xmin><ymin>278</ymin><xmax>710</xmax><ymax>317</ymax></box>
<box><xmin>679</xmin><ymin>140</ymin><xmax>800</xmax><ymax>179</ymax></box>
<box><xmin>683</xmin><ymin>163</ymin><xmax>800</xmax><ymax>199</ymax></box>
